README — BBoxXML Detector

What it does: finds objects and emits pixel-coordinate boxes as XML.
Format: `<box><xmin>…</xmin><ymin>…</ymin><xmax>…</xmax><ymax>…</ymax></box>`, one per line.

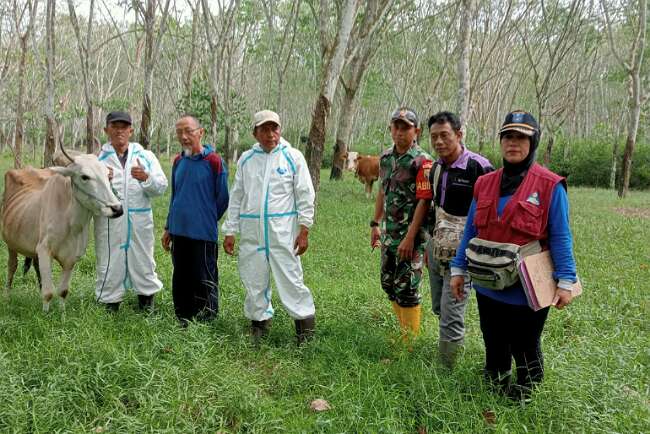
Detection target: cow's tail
<box><xmin>23</xmin><ymin>256</ymin><xmax>42</xmax><ymax>288</ymax></box>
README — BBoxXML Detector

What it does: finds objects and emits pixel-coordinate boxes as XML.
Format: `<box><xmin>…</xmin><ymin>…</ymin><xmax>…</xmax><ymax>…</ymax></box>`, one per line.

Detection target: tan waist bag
<box><xmin>432</xmin><ymin>206</ymin><xmax>467</xmax><ymax>262</ymax></box>
<box><xmin>466</xmin><ymin>238</ymin><xmax>541</xmax><ymax>290</ymax></box>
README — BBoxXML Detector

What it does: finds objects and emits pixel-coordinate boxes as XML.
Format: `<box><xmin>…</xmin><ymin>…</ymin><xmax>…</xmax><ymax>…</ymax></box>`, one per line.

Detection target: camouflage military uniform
<box><xmin>379</xmin><ymin>144</ymin><xmax>432</xmax><ymax>307</ymax></box>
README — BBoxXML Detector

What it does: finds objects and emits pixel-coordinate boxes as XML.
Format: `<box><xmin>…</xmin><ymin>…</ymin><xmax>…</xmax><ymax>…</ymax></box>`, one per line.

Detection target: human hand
<box><xmin>552</xmin><ymin>289</ymin><xmax>573</xmax><ymax>309</ymax></box>
<box><xmin>370</xmin><ymin>226</ymin><xmax>381</xmax><ymax>250</ymax></box>
<box><xmin>107</xmin><ymin>166</ymin><xmax>114</xmax><ymax>181</ymax></box>
<box><xmin>450</xmin><ymin>275</ymin><xmax>466</xmax><ymax>301</ymax></box>
<box><xmin>131</xmin><ymin>158</ymin><xmax>149</xmax><ymax>181</ymax></box>
<box><xmin>397</xmin><ymin>236</ymin><xmax>414</xmax><ymax>261</ymax></box>
<box><xmin>223</xmin><ymin>235</ymin><xmax>236</xmax><ymax>256</ymax></box>
<box><xmin>294</xmin><ymin>227</ymin><xmax>309</xmax><ymax>256</ymax></box>
<box><xmin>161</xmin><ymin>230</ymin><xmax>172</xmax><ymax>252</ymax></box>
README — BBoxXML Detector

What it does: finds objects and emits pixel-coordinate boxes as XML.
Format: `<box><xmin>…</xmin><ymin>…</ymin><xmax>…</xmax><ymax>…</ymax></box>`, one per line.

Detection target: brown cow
<box><xmin>355</xmin><ymin>155</ymin><xmax>380</xmax><ymax>198</ymax></box>
<box><xmin>340</xmin><ymin>151</ymin><xmax>359</xmax><ymax>171</ymax></box>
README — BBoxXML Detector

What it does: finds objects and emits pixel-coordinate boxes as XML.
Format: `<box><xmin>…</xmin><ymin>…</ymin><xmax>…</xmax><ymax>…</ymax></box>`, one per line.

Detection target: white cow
<box><xmin>1</xmin><ymin>152</ymin><xmax>123</xmax><ymax>311</ymax></box>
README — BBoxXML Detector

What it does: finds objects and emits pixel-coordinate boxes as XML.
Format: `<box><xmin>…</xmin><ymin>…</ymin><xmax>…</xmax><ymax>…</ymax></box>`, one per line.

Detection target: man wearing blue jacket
<box><xmin>162</xmin><ymin>115</ymin><xmax>229</xmax><ymax>325</ymax></box>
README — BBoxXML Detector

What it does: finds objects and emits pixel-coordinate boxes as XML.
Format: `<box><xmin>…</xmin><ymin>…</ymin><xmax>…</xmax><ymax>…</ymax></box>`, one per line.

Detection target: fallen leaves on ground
<box><xmin>482</xmin><ymin>409</ymin><xmax>497</xmax><ymax>425</ymax></box>
<box><xmin>310</xmin><ymin>399</ymin><xmax>332</xmax><ymax>412</ymax></box>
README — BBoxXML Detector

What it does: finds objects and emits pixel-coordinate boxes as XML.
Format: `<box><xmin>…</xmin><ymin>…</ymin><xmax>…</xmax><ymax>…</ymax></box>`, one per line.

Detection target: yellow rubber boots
<box><xmin>392</xmin><ymin>302</ymin><xmax>421</xmax><ymax>344</ymax></box>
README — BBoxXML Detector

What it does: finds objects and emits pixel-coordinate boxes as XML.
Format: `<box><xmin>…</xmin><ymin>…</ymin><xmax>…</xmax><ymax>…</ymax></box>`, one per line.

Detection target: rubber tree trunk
<box><xmin>330</xmin><ymin>88</ymin><xmax>356</xmax><ymax>180</ymax></box>
<box><xmin>210</xmin><ymin>94</ymin><xmax>218</xmax><ymax>144</ymax></box>
<box><xmin>305</xmin><ymin>0</ymin><xmax>359</xmax><ymax>192</ymax></box>
<box><xmin>609</xmin><ymin>139</ymin><xmax>619</xmax><ymax>190</ymax></box>
<box><xmin>43</xmin><ymin>0</ymin><xmax>57</xmax><ymax>167</ymax></box>
<box><xmin>14</xmin><ymin>37</ymin><xmax>28</xmax><ymax>169</ymax></box>
<box><xmin>305</xmin><ymin>94</ymin><xmax>331</xmax><ymax>189</ymax></box>
<box><xmin>457</xmin><ymin>0</ymin><xmax>474</xmax><ymax>126</ymax></box>
<box><xmin>543</xmin><ymin>135</ymin><xmax>554</xmax><ymax>167</ymax></box>
<box><xmin>618</xmin><ymin>69</ymin><xmax>643</xmax><ymax>198</ymax></box>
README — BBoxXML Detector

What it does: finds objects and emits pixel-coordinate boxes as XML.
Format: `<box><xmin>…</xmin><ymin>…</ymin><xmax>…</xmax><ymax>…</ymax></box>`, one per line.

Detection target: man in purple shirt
<box><xmin>419</xmin><ymin>111</ymin><xmax>493</xmax><ymax>368</ymax></box>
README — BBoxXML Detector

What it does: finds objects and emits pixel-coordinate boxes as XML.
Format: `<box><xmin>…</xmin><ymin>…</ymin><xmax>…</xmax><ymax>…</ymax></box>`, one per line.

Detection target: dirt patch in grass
<box><xmin>613</xmin><ymin>207</ymin><xmax>650</xmax><ymax>219</ymax></box>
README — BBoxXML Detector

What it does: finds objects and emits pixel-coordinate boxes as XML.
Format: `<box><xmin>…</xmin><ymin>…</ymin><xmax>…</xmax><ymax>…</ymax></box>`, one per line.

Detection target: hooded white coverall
<box><xmin>94</xmin><ymin>142</ymin><xmax>168</xmax><ymax>303</ymax></box>
<box><xmin>222</xmin><ymin>140</ymin><xmax>316</xmax><ymax>321</ymax></box>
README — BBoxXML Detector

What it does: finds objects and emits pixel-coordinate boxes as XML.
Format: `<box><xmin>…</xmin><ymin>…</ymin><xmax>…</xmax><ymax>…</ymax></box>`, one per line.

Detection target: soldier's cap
<box><xmin>499</xmin><ymin>110</ymin><xmax>538</xmax><ymax>137</ymax></box>
<box><xmin>106</xmin><ymin>111</ymin><xmax>132</xmax><ymax>126</ymax></box>
<box><xmin>253</xmin><ymin>110</ymin><xmax>281</xmax><ymax>130</ymax></box>
<box><xmin>390</xmin><ymin>107</ymin><xmax>418</xmax><ymax>127</ymax></box>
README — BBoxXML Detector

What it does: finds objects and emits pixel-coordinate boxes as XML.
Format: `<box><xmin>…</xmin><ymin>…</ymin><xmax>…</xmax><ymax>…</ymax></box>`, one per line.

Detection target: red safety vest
<box><xmin>473</xmin><ymin>163</ymin><xmax>565</xmax><ymax>246</ymax></box>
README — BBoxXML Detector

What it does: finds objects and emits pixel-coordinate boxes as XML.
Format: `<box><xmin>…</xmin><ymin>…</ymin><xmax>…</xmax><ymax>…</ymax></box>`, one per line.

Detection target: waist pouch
<box><xmin>432</xmin><ymin>207</ymin><xmax>467</xmax><ymax>261</ymax></box>
<box><xmin>466</xmin><ymin>238</ymin><xmax>541</xmax><ymax>290</ymax></box>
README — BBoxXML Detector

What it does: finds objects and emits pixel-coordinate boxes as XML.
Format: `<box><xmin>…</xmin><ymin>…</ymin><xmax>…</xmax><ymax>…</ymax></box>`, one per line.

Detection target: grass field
<box><xmin>0</xmin><ymin>152</ymin><xmax>648</xmax><ymax>433</ymax></box>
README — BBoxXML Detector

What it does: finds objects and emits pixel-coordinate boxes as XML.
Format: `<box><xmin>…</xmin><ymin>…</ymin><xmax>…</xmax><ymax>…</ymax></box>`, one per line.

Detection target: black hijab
<box><xmin>498</xmin><ymin>111</ymin><xmax>541</xmax><ymax>196</ymax></box>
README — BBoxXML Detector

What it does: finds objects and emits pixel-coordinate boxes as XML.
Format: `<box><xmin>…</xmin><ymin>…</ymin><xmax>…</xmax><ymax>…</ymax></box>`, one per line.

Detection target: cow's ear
<box><xmin>50</xmin><ymin>166</ymin><xmax>76</xmax><ymax>177</ymax></box>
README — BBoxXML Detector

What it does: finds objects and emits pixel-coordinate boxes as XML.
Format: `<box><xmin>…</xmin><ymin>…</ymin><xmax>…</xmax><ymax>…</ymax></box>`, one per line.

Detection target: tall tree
<box><xmin>67</xmin><ymin>0</ymin><xmax>96</xmax><ymax>153</ymax></box>
<box><xmin>519</xmin><ymin>0</ymin><xmax>588</xmax><ymax>166</ymax></box>
<box><xmin>200</xmin><ymin>0</ymin><xmax>241</xmax><ymax>161</ymax></box>
<box><xmin>602</xmin><ymin>0</ymin><xmax>648</xmax><ymax>197</ymax></box>
<box><xmin>457</xmin><ymin>0</ymin><xmax>475</xmax><ymax>125</ymax></box>
<box><xmin>330</xmin><ymin>0</ymin><xmax>396</xmax><ymax>180</ymax></box>
<box><xmin>43</xmin><ymin>0</ymin><xmax>56</xmax><ymax>166</ymax></box>
<box><xmin>134</xmin><ymin>0</ymin><xmax>171</xmax><ymax>149</ymax></box>
<box><xmin>12</xmin><ymin>0</ymin><xmax>39</xmax><ymax>169</ymax></box>
<box><xmin>261</xmin><ymin>0</ymin><xmax>302</xmax><ymax>115</ymax></box>
<box><xmin>305</xmin><ymin>0</ymin><xmax>360</xmax><ymax>192</ymax></box>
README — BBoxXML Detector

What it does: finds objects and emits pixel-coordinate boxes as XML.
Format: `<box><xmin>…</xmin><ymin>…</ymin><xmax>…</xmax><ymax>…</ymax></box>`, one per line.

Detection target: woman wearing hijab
<box><xmin>449</xmin><ymin>110</ymin><xmax>578</xmax><ymax>401</ymax></box>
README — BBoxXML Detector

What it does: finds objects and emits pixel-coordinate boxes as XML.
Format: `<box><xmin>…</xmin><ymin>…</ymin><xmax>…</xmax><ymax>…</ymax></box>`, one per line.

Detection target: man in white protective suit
<box><xmin>222</xmin><ymin>110</ymin><xmax>316</xmax><ymax>345</ymax></box>
<box><xmin>94</xmin><ymin>111</ymin><xmax>168</xmax><ymax>312</ymax></box>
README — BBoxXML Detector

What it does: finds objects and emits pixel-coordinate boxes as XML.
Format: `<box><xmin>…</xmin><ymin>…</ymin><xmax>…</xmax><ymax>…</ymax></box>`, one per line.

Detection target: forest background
<box><xmin>0</xmin><ymin>0</ymin><xmax>648</xmax><ymax>196</ymax></box>
<box><xmin>1</xmin><ymin>1</ymin><xmax>649</xmax><ymax>432</ymax></box>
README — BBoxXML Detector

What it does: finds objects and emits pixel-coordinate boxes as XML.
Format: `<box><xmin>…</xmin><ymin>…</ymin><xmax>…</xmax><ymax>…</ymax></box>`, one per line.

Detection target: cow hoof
<box><xmin>42</xmin><ymin>302</ymin><xmax>50</xmax><ymax>313</ymax></box>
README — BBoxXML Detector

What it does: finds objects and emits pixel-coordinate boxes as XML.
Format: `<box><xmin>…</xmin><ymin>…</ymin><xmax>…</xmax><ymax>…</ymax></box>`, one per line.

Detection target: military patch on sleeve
<box><xmin>422</xmin><ymin>160</ymin><xmax>433</xmax><ymax>178</ymax></box>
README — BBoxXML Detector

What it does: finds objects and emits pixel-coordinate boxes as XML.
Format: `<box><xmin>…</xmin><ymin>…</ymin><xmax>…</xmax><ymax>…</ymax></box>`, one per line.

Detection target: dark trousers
<box><xmin>476</xmin><ymin>291</ymin><xmax>550</xmax><ymax>388</ymax></box>
<box><xmin>380</xmin><ymin>248</ymin><xmax>423</xmax><ymax>307</ymax></box>
<box><xmin>171</xmin><ymin>235</ymin><xmax>219</xmax><ymax>324</ymax></box>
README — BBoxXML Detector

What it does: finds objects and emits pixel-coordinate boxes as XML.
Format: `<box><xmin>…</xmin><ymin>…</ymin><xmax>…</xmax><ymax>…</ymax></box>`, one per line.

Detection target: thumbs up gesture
<box><xmin>131</xmin><ymin>157</ymin><xmax>149</xmax><ymax>182</ymax></box>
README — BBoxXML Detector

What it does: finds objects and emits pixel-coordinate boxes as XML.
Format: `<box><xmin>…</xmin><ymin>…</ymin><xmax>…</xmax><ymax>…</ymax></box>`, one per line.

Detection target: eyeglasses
<box><xmin>175</xmin><ymin>127</ymin><xmax>202</xmax><ymax>137</ymax></box>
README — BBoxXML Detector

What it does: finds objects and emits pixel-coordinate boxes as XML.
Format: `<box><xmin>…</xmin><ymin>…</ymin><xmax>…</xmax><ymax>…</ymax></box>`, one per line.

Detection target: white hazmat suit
<box><xmin>222</xmin><ymin>139</ymin><xmax>316</xmax><ymax>321</ymax></box>
<box><xmin>94</xmin><ymin>142</ymin><xmax>168</xmax><ymax>303</ymax></box>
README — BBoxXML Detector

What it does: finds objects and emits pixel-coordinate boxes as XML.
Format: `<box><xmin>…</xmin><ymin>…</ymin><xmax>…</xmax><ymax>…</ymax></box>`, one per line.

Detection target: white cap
<box><xmin>253</xmin><ymin>110</ymin><xmax>281</xmax><ymax>130</ymax></box>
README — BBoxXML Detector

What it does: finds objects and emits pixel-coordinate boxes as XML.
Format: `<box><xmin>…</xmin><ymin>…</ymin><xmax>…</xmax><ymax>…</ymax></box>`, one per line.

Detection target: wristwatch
<box><xmin>370</xmin><ymin>220</ymin><xmax>380</xmax><ymax>228</ymax></box>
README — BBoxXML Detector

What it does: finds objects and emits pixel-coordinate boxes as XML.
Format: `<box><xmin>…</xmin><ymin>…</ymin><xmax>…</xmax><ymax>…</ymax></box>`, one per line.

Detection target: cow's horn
<box><xmin>58</xmin><ymin>138</ymin><xmax>75</xmax><ymax>164</ymax></box>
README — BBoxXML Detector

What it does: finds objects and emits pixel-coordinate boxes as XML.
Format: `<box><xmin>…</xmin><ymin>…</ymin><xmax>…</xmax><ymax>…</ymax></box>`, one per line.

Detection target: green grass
<box><xmin>0</xmin><ymin>153</ymin><xmax>648</xmax><ymax>433</ymax></box>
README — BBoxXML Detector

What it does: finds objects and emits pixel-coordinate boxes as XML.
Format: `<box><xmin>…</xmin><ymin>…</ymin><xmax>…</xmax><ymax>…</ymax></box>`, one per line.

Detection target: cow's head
<box><xmin>51</xmin><ymin>154</ymin><xmax>123</xmax><ymax>218</ymax></box>
<box><xmin>342</xmin><ymin>151</ymin><xmax>359</xmax><ymax>171</ymax></box>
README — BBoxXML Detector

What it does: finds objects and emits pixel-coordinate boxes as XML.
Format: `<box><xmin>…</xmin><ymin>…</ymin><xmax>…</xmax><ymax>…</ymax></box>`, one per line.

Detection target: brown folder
<box><xmin>518</xmin><ymin>250</ymin><xmax>582</xmax><ymax>310</ymax></box>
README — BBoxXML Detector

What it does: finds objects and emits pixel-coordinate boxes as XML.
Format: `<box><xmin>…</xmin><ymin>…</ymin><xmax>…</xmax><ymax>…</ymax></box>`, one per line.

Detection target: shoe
<box><xmin>104</xmin><ymin>302</ymin><xmax>120</xmax><ymax>313</ymax></box>
<box><xmin>251</xmin><ymin>319</ymin><xmax>272</xmax><ymax>345</ymax></box>
<box><xmin>507</xmin><ymin>384</ymin><xmax>533</xmax><ymax>404</ymax></box>
<box><xmin>483</xmin><ymin>369</ymin><xmax>512</xmax><ymax>396</ymax></box>
<box><xmin>295</xmin><ymin>316</ymin><xmax>316</xmax><ymax>345</ymax></box>
<box><xmin>137</xmin><ymin>294</ymin><xmax>154</xmax><ymax>312</ymax></box>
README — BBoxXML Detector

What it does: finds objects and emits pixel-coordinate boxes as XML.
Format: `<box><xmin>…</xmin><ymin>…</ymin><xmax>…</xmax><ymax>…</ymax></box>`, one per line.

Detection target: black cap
<box><xmin>106</xmin><ymin>111</ymin><xmax>132</xmax><ymax>126</ymax></box>
<box><xmin>499</xmin><ymin>110</ymin><xmax>538</xmax><ymax>137</ymax></box>
<box><xmin>390</xmin><ymin>107</ymin><xmax>419</xmax><ymax>127</ymax></box>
